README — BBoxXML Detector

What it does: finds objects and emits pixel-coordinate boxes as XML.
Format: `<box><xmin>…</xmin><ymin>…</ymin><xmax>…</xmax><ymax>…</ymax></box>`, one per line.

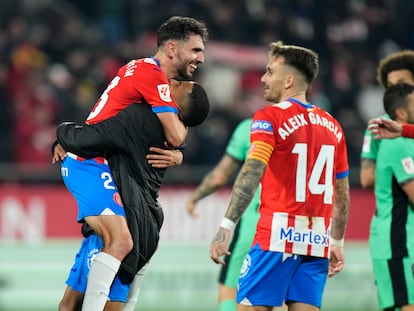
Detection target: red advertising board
<box><xmin>0</xmin><ymin>184</ymin><xmax>375</xmax><ymax>241</ymax></box>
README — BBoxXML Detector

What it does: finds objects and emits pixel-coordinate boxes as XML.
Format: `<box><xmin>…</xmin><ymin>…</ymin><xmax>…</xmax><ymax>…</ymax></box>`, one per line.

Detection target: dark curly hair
<box><xmin>377</xmin><ymin>50</ymin><xmax>414</xmax><ymax>88</ymax></box>
<box><xmin>157</xmin><ymin>16</ymin><xmax>208</xmax><ymax>47</ymax></box>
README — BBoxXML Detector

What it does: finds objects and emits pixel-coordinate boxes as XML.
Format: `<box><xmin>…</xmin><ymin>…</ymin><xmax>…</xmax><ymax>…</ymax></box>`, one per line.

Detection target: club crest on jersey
<box><xmin>239</xmin><ymin>254</ymin><xmax>251</xmax><ymax>278</ymax></box>
<box><xmin>157</xmin><ymin>84</ymin><xmax>172</xmax><ymax>102</ymax></box>
<box><xmin>87</xmin><ymin>248</ymin><xmax>101</xmax><ymax>269</ymax></box>
<box><xmin>401</xmin><ymin>157</ymin><xmax>414</xmax><ymax>174</ymax></box>
<box><xmin>251</xmin><ymin>120</ymin><xmax>273</xmax><ymax>134</ymax></box>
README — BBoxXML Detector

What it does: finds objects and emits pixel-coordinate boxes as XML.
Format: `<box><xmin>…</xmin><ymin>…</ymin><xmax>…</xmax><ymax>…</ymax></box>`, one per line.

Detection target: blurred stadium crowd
<box><xmin>0</xmin><ymin>0</ymin><xmax>413</xmax><ymax>185</ymax></box>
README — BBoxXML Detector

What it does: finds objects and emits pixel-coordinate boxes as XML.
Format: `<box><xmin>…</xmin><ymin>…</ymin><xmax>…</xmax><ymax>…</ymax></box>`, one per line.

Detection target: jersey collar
<box><xmin>287</xmin><ymin>97</ymin><xmax>313</xmax><ymax>109</ymax></box>
<box><xmin>151</xmin><ymin>57</ymin><xmax>161</xmax><ymax>67</ymax></box>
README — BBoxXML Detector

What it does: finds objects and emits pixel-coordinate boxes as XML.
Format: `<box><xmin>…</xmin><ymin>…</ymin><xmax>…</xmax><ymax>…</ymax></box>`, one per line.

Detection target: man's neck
<box><xmin>153</xmin><ymin>52</ymin><xmax>177</xmax><ymax>80</ymax></box>
<box><xmin>280</xmin><ymin>91</ymin><xmax>307</xmax><ymax>104</ymax></box>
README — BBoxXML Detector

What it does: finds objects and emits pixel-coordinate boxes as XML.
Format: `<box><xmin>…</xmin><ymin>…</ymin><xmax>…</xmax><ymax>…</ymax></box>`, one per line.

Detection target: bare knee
<box><xmin>103</xmin><ymin>230</ymin><xmax>133</xmax><ymax>260</ymax></box>
<box><xmin>114</xmin><ymin>231</ymin><xmax>133</xmax><ymax>257</ymax></box>
<box><xmin>86</xmin><ymin>216</ymin><xmax>133</xmax><ymax>260</ymax></box>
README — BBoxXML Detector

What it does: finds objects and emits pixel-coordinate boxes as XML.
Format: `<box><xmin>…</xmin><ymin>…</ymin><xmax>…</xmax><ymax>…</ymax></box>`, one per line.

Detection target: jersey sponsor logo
<box><xmin>279</xmin><ymin>227</ymin><xmax>328</xmax><ymax>245</ymax></box>
<box><xmin>157</xmin><ymin>84</ymin><xmax>172</xmax><ymax>102</ymax></box>
<box><xmin>269</xmin><ymin>213</ymin><xmax>330</xmax><ymax>257</ymax></box>
<box><xmin>251</xmin><ymin>120</ymin><xmax>273</xmax><ymax>134</ymax></box>
<box><xmin>239</xmin><ymin>254</ymin><xmax>251</xmax><ymax>279</ymax></box>
<box><xmin>401</xmin><ymin>157</ymin><xmax>414</xmax><ymax>174</ymax></box>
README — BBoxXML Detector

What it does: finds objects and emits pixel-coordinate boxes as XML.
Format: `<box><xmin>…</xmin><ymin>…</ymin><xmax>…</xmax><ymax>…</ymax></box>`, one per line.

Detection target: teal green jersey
<box><xmin>225</xmin><ymin>118</ymin><xmax>260</xmax><ymax>221</ymax></box>
<box><xmin>370</xmin><ymin>136</ymin><xmax>414</xmax><ymax>259</ymax></box>
<box><xmin>226</xmin><ymin>119</ymin><xmax>252</xmax><ymax>163</ymax></box>
<box><xmin>360</xmin><ymin>114</ymin><xmax>389</xmax><ymax>160</ymax></box>
<box><xmin>220</xmin><ymin>118</ymin><xmax>260</xmax><ymax>288</ymax></box>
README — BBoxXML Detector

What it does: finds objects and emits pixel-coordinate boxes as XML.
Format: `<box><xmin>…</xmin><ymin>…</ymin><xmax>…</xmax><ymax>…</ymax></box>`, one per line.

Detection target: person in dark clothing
<box><xmin>55</xmin><ymin>79</ymin><xmax>209</xmax><ymax>311</ymax></box>
<box><xmin>55</xmin><ymin>16</ymin><xmax>208</xmax><ymax>311</ymax></box>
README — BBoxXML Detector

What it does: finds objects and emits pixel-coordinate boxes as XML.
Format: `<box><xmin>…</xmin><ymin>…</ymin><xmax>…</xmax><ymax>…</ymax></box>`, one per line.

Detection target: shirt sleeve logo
<box><xmin>251</xmin><ymin>120</ymin><xmax>273</xmax><ymax>134</ymax></box>
<box><xmin>362</xmin><ymin>135</ymin><xmax>372</xmax><ymax>153</ymax></box>
<box><xmin>157</xmin><ymin>84</ymin><xmax>172</xmax><ymax>102</ymax></box>
<box><xmin>401</xmin><ymin>157</ymin><xmax>414</xmax><ymax>174</ymax></box>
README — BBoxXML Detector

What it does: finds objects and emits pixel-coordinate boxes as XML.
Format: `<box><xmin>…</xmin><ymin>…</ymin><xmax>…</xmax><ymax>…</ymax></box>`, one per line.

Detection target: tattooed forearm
<box><xmin>224</xmin><ymin>158</ymin><xmax>266</xmax><ymax>223</ymax></box>
<box><xmin>191</xmin><ymin>155</ymin><xmax>239</xmax><ymax>202</ymax></box>
<box><xmin>331</xmin><ymin>176</ymin><xmax>350</xmax><ymax>240</ymax></box>
<box><xmin>193</xmin><ymin>173</ymin><xmax>222</xmax><ymax>201</ymax></box>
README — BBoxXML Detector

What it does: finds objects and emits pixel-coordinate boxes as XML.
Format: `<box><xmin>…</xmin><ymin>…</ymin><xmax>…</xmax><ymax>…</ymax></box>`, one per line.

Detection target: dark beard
<box><xmin>178</xmin><ymin>67</ymin><xmax>192</xmax><ymax>79</ymax></box>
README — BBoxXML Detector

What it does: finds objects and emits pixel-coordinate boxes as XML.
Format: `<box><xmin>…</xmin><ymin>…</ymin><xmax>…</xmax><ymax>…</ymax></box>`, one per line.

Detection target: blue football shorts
<box><xmin>237</xmin><ymin>243</ymin><xmax>329</xmax><ymax>308</ymax></box>
<box><xmin>66</xmin><ymin>234</ymin><xmax>130</xmax><ymax>302</ymax></box>
<box><xmin>61</xmin><ymin>153</ymin><xmax>125</xmax><ymax>222</ymax></box>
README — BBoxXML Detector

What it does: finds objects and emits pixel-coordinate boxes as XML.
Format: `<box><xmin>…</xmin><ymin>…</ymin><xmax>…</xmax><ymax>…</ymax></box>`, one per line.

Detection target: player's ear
<box><xmin>165</xmin><ymin>40</ymin><xmax>177</xmax><ymax>58</ymax></box>
<box><xmin>285</xmin><ymin>74</ymin><xmax>295</xmax><ymax>89</ymax></box>
<box><xmin>395</xmin><ymin>107</ymin><xmax>407</xmax><ymax>122</ymax></box>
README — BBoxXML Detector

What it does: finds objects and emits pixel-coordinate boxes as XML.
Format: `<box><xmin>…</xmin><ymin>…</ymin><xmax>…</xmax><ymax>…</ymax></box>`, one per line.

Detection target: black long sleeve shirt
<box><xmin>57</xmin><ymin>103</ymin><xmax>167</xmax><ymax>283</ymax></box>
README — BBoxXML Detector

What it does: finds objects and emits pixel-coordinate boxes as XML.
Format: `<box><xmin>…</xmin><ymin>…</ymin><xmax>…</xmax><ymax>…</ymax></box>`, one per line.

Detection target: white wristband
<box><xmin>330</xmin><ymin>237</ymin><xmax>344</xmax><ymax>247</ymax></box>
<box><xmin>220</xmin><ymin>218</ymin><xmax>236</xmax><ymax>231</ymax></box>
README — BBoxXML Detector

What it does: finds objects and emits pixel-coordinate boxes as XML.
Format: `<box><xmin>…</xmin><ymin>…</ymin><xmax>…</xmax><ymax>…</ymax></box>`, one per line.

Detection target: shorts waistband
<box><xmin>66</xmin><ymin>152</ymin><xmax>108</xmax><ymax>164</ymax></box>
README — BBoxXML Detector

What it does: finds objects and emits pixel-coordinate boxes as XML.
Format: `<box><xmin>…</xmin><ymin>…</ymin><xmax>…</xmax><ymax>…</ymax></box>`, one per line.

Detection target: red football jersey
<box><xmin>249</xmin><ymin>98</ymin><xmax>349</xmax><ymax>258</ymax></box>
<box><xmin>86</xmin><ymin>58</ymin><xmax>178</xmax><ymax>124</ymax></box>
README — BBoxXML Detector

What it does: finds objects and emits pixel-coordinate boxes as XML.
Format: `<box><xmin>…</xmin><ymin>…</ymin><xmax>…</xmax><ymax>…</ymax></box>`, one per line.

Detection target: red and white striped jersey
<box><xmin>250</xmin><ymin>98</ymin><xmax>349</xmax><ymax>258</ymax></box>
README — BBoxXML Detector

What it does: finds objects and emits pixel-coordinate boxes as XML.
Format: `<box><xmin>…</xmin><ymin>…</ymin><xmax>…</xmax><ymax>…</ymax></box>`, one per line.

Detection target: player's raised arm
<box><xmin>368</xmin><ymin>118</ymin><xmax>403</xmax><ymax>139</ymax></box>
<box><xmin>156</xmin><ymin>112</ymin><xmax>188</xmax><ymax>148</ymax></box>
